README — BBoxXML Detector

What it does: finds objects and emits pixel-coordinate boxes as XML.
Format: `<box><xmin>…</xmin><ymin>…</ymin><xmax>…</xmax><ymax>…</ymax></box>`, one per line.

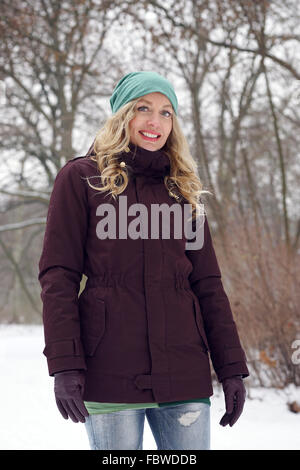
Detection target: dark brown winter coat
<box><xmin>38</xmin><ymin>143</ymin><xmax>249</xmax><ymax>403</ymax></box>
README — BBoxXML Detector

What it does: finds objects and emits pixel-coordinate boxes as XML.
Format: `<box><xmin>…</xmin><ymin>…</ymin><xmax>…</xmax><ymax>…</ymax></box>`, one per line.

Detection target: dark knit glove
<box><xmin>54</xmin><ymin>370</ymin><xmax>89</xmax><ymax>423</ymax></box>
<box><xmin>220</xmin><ymin>375</ymin><xmax>246</xmax><ymax>427</ymax></box>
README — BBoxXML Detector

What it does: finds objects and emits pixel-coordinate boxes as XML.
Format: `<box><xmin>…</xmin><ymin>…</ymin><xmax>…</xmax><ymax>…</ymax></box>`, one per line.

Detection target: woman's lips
<box><xmin>139</xmin><ymin>131</ymin><xmax>161</xmax><ymax>141</ymax></box>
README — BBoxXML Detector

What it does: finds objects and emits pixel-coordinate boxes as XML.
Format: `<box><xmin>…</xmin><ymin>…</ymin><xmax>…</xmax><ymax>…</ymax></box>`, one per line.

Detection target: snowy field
<box><xmin>0</xmin><ymin>324</ymin><xmax>299</xmax><ymax>450</ymax></box>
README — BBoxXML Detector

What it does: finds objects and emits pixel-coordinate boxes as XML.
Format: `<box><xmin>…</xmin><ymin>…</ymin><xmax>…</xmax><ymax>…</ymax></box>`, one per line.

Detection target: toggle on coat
<box><xmin>38</xmin><ymin>142</ymin><xmax>249</xmax><ymax>403</ymax></box>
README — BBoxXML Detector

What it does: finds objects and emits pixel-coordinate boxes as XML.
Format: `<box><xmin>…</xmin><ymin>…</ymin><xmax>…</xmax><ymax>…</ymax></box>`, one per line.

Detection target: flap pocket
<box><xmin>79</xmin><ymin>288</ymin><xmax>106</xmax><ymax>357</ymax></box>
<box><xmin>192</xmin><ymin>296</ymin><xmax>209</xmax><ymax>352</ymax></box>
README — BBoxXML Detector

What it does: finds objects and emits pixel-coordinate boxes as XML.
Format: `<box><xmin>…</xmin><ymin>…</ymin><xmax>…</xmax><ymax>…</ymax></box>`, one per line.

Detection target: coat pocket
<box><xmin>191</xmin><ymin>295</ymin><xmax>210</xmax><ymax>353</ymax></box>
<box><xmin>79</xmin><ymin>288</ymin><xmax>106</xmax><ymax>357</ymax></box>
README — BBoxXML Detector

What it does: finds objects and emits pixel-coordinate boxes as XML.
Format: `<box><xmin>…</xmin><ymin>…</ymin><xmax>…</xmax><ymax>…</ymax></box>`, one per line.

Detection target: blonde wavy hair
<box><xmin>85</xmin><ymin>98</ymin><xmax>212</xmax><ymax>221</ymax></box>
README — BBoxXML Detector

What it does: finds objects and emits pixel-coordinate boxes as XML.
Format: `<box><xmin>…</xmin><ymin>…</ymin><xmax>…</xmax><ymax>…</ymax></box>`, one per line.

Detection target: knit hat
<box><xmin>109</xmin><ymin>71</ymin><xmax>178</xmax><ymax>115</ymax></box>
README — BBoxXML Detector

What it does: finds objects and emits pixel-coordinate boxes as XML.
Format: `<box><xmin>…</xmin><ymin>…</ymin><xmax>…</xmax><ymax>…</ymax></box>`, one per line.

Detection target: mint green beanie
<box><xmin>110</xmin><ymin>71</ymin><xmax>178</xmax><ymax>115</ymax></box>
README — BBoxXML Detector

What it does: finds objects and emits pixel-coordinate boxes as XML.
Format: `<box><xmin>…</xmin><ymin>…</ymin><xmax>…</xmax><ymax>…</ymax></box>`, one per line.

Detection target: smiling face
<box><xmin>129</xmin><ymin>92</ymin><xmax>173</xmax><ymax>151</ymax></box>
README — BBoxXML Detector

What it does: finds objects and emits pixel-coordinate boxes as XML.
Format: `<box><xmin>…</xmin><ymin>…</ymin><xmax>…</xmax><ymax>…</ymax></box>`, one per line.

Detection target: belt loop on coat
<box><xmin>103</xmin><ymin>272</ymin><xmax>110</xmax><ymax>287</ymax></box>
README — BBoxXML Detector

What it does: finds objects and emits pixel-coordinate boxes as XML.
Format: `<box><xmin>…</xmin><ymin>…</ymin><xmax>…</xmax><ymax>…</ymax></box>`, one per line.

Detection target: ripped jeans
<box><xmin>84</xmin><ymin>402</ymin><xmax>210</xmax><ymax>450</ymax></box>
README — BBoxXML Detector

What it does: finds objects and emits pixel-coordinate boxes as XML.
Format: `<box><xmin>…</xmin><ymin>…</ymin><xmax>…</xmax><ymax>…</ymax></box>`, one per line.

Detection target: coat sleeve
<box><xmin>185</xmin><ymin>212</ymin><xmax>250</xmax><ymax>382</ymax></box>
<box><xmin>38</xmin><ymin>160</ymin><xmax>88</xmax><ymax>376</ymax></box>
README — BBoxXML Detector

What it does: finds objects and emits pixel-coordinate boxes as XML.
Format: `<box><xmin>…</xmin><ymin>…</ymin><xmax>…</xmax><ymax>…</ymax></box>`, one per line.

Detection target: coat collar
<box><xmin>118</xmin><ymin>142</ymin><xmax>171</xmax><ymax>179</ymax></box>
<box><xmin>86</xmin><ymin>140</ymin><xmax>171</xmax><ymax>179</ymax></box>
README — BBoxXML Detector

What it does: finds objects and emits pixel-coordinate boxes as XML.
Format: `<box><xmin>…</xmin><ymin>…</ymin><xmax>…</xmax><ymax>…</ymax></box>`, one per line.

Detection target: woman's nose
<box><xmin>146</xmin><ymin>112</ymin><xmax>161</xmax><ymax>127</ymax></box>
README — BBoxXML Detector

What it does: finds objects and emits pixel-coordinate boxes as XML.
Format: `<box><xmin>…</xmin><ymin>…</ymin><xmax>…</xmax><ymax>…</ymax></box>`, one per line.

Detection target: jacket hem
<box><xmin>82</xmin><ymin>373</ymin><xmax>214</xmax><ymax>403</ymax></box>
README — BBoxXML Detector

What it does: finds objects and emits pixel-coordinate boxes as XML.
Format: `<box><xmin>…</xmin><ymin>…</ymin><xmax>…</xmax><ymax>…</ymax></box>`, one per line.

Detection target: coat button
<box><xmin>120</xmin><ymin>161</ymin><xmax>126</xmax><ymax>168</ymax></box>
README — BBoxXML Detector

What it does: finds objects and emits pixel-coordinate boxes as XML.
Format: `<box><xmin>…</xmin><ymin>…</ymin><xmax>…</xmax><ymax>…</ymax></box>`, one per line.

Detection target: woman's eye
<box><xmin>137</xmin><ymin>106</ymin><xmax>172</xmax><ymax>117</ymax></box>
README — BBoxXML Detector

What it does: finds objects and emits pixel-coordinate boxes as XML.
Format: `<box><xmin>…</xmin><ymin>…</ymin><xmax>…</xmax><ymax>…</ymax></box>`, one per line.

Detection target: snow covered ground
<box><xmin>0</xmin><ymin>324</ymin><xmax>299</xmax><ymax>450</ymax></box>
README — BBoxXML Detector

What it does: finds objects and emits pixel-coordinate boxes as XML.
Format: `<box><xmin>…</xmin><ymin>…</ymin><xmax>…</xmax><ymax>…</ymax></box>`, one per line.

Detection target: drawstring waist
<box><xmin>85</xmin><ymin>273</ymin><xmax>191</xmax><ymax>291</ymax></box>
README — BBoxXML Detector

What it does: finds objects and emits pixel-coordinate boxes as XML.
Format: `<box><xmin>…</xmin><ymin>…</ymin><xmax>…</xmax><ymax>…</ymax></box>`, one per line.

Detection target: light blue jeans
<box><xmin>84</xmin><ymin>402</ymin><xmax>210</xmax><ymax>450</ymax></box>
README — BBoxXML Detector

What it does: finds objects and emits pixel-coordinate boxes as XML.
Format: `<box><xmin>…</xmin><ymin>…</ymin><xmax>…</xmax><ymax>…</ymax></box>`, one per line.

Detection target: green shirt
<box><xmin>85</xmin><ymin>398</ymin><xmax>210</xmax><ymax>414</ymax></box>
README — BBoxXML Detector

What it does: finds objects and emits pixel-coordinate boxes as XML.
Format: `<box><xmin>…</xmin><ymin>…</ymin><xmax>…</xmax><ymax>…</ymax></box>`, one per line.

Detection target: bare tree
<box><xmin>0</xmin><ymin>0</ymin><xmax>127</xmax><ymax>320</ymax></box>
<box><xmin>0</xmin><ymin>0</ymin><xmax>127</xmax><ymax>180</ymax></box>
<box><xmin>130</xmin><ymin>0</ymin><xmax>300</xmax><ymax>250</ymax></box>
<box><xmin>124</xmin><ymin>0</ymin><xmax>300</xmax><ymax>387</ymax></box>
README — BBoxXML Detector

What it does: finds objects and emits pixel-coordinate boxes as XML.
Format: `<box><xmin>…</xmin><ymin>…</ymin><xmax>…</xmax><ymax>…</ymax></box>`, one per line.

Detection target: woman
<box><xmin>38</xmin><ymin>71</ymin><xmax>249</xmax><ymax>450</ymax></box>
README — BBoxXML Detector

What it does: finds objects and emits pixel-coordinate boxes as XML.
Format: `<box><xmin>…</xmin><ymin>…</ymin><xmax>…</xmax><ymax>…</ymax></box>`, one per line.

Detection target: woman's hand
<box><xmin>54</xmin><ymin>370</ymin><xmax>89</xmax><ymax>423</ymax></box>
<box><xmin>220</xmin><ymin>376</ymin><xmax>246</xmax><ymax>427</ymax></box>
